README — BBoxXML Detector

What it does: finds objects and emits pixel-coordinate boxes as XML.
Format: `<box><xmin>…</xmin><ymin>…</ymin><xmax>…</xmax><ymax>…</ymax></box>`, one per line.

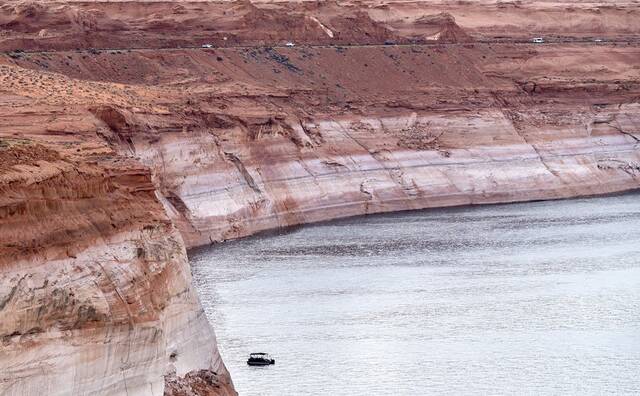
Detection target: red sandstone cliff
<box><xmin>0</xmin><ymin>136</ymin><xmax>234</xmax><ymax>394</ymax></box>
<box><xmin>1</xmin><ymin>1</ymin><xmax>639</xmax><ymax>395</ymax></box>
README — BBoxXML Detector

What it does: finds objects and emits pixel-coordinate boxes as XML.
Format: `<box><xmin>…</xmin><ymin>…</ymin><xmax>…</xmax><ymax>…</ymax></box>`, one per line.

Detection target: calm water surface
<box><xmin>190</xmin><ymin>194</ymin><xmax>640</xmax><ymax>395</ymax></box>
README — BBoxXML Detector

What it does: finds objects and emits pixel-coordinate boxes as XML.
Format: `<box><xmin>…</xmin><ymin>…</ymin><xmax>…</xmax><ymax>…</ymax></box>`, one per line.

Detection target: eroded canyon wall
<box><xmin>0</xmin><ymin>126</ymin><xmax>233</xmax><ymax>394</ymax></box>
<box><xmin>136</xmin><ymin>102</ymin><xmax>640</xmax><ymax>247</ymax></box>
<box><xmin>79</xmin><ymin>44</ymin><xmax>640</xmax><ymax>247</ymax></box>
<box><xmin>1</xmin><ymin>1</ymin><xmax>640</xmax><ymax>395</ymax></box>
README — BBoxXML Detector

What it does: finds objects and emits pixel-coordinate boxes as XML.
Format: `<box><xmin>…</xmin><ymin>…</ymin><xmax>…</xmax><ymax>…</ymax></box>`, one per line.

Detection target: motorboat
<box><xmin>247</xmin><ymin>353</ymin><xmax>275</xmax><ymax>366</ymax></box>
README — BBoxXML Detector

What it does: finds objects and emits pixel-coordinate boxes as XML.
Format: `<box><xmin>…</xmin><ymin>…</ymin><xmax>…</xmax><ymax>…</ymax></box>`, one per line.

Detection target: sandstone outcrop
<box><xmin>1</xmin><ymin>1</ymin><xmax>639</xmax><ymax>395</ymax></box>
<box><xmin>1</xmin><ymin>0</ymin><xmax>639</xmax><ymax>51</ymax></box>
<box><xmin>0</xmin><ymin>137</ymin><xmax>234</xmax><ymax>395</ymax></box>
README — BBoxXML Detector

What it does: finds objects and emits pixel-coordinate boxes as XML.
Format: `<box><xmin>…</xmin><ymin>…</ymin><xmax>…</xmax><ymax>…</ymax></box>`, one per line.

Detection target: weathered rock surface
<box><xmin>0</xmin><ymin>1</ymin><xmax>639</xmax><ymax>395</ymax></box>
<box><xmin>1</xmin><ymin>0</ymin><xmax>639</xmax><ymax>51</ymax></box>
<box><xmin>60</xmin><ymin>43</ymin><xmax>636</xmax><ymax>247</ymax></box>
<box><xmin>0</xmin><ymin>142</ymin><xmax>233</xmax><ymax>395</ymax></box>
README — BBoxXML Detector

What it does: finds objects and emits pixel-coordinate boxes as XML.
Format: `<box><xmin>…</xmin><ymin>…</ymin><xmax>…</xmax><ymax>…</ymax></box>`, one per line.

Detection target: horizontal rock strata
<box><xmin>0</xmin><ymin>142</ymin><xmax>233</xmax><ymax>395</ymax></box>
<box><xmin>0</xmin><ymin>1</ymin><xmax>639</xmax><ymax>395</ymax></box>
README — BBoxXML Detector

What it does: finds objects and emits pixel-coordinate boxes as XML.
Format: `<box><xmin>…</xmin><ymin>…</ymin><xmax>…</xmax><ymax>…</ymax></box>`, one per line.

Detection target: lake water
<box><xmin>190</xmin><ymin>194</ymin><xmax>640</xmax><ymax>395</ymax></box>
